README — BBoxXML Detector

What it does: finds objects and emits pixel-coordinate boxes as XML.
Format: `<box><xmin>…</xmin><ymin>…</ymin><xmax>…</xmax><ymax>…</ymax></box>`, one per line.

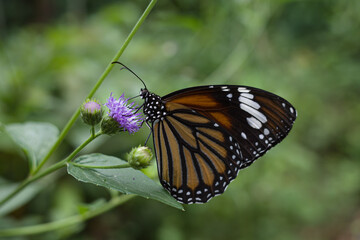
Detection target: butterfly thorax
<box><xmin>140</xmin><ymin>88</ymin><xmax>167</xmax><ymax>122</ymax></box>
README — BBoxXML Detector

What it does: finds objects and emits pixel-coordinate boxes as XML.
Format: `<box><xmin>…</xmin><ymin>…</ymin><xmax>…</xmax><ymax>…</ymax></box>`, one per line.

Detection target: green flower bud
<box><xmin>100</xmin><ymin>116</ymin><xmax>121</xmax><ymax>135</ymax></box>
<box><xmin>81</xmin><ymin>99</ymin><xmax>103</xmax><ymax>126</ymax></box>
<box><xmin>127</xmin><ymin>145</ymin><xmax>153</xmax><ymax>170</ymax></box>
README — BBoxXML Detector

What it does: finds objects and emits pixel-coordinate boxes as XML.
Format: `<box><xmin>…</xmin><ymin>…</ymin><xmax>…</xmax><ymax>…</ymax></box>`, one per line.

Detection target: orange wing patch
<box><xmin>184</xmin><ymin>147</ymin><xmax>200</xmax><ymax>190</ymax></box>
<box><xmin>169</xmin><ymin>94</ymin><xmax>220</xmax><ymax>108</ymax></box>
<box><xmin>200</xmin><ymin>111</ymin><xmax>232</xmax><ymax>131</ymax></box>
<box><xmin>166</xmin><ymin>100</ymin><xmax>233</xmax><ymax>132</ymax></box>
<box><xmin>198</xmin><ymin>133</ymin><xmax>227</xmax><ymax>159</ymax></box>
<box><xmin>153</xmin><ymin>122</ymin><xmax>162</xmax><ymax>177</ymax></box>
<box><xmin>198</xmin><ymin>141</ymin><xmax>226</xmax><ymax>174</ymax></box>
<box><xmin>162</xmin><ymin>120</ymin><xmax>182</xmax><ymax>188</ymax></box>
<box><xmin>195</xmin><ymin>153</ymin><xmax>215</xmax><ymax>187</ymax></box>
<box><xmin>197</xmin><ymin>127</ymin><xmax>225</xmax><ymax>142</ymax></box>
<box><xmin>167</xmin><ymin>116</ymin><xmax>198</xmax><ymax>148</ymax></box>
<box><xmin>157</xmin><ymin>122</ymin><xmax>169</xmax><ymax>183</ymax></box>
<box><xmin>172</xmin><ymin>112</ymin><xmax>211</xmax><ymax>124</ymax></box>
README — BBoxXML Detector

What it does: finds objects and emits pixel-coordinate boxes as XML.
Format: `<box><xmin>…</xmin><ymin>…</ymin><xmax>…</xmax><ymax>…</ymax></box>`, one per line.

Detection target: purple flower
<box><xmin>81</xmin><ymin>99</ymin><xmax>103</xmax><ymax>126</ymax></box>
<box><xmin>83</xmin><ymin>101</ymin><xmax>102</xmax><ymax>113</ymax></box>
<box><xmin>104</xmin><ymin>93</ymin><xmax>144</xmax><ymax>134</ymax></box>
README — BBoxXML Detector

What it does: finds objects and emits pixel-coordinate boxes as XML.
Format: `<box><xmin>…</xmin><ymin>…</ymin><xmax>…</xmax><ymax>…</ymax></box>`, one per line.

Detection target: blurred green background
<box><xmin>0</xmin><ymin>0</ymin><xmax>360</xmax><ymax>239</ymax></box>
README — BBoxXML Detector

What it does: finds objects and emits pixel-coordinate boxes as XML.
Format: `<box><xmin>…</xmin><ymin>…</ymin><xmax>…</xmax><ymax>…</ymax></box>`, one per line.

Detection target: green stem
<box><xmin>91</xmin><ymin>126</ymin><xmax>95</xmax><ymax>137</ymax></box>
<box><xmin>0</xmin><ymin>133</ymin><xmax>102</xmax><ymax>207</ymax></box>
<box><xmin>0</xmin><ymin>195</ymin><xmax>136</xmax><ymax>237</ymax></box>
<box><xmin>70</xmin><ymin>162</ymin><xmax>131</xmax><ymax>169</ymax></box>
<box><xmin>31</xmin><ymin>0</ymin><xmax>158</xmax><ymax>176</ymax></box>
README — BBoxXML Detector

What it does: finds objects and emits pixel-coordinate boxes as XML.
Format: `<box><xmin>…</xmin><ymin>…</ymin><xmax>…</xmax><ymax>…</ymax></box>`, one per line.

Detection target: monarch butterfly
<box><xmin>114</xmin><ymin>62</ymin><xmax>297</xmax><ymax>204</ymax></box>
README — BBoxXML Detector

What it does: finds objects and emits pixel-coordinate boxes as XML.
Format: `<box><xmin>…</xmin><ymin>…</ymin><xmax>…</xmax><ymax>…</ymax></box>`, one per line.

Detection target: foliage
<box><xmin>68</xmin><ymin>154</ymin><xmax>182</xmax><ymax>210</ymax></box>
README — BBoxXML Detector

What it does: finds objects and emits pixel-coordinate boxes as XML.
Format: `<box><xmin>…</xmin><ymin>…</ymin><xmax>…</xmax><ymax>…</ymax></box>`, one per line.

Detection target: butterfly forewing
<box><xmin>143</xmin><ymin>85</ymin><xmax>297</xmax><ymax>204</ymax></box>
<box><xmin>163</xmin><ymin>85</ymin><xmax>297</xmax><ymax>167</ymax></box>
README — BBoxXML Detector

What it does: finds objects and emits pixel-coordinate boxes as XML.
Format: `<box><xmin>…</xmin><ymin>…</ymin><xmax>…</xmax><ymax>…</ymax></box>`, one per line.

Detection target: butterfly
<box><xmin>114</xmin><ymin>62</ymin><xmax>297</xmax><ymax>204</ymax></box>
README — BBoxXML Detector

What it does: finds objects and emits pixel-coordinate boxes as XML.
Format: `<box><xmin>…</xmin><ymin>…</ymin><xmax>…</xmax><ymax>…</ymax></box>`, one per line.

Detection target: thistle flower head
<box><xmin>83</xmin><ymin>100</ymin><xmax>102</xmax><ymax>113</ymax></box>
<box><xmin>104</xmin><ymin>93</ymin><xmax>144</xmax><ymax>134</ymax></box>
<box><xmin>127</xmin><ymin>145</ymin><xmax>153</xmax><ymax>170</ymax></box>
<box><xmin>80</xmin><ymin>98</ymin><xmax>103</xmax><ymax>126</ymax></box>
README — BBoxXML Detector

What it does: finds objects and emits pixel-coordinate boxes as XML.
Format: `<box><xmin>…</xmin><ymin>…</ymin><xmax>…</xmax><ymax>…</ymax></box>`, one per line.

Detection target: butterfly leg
<box><xmin>132</xmin><ymin>103</ymin><xmax>144</xmax><ymax>114</ymax></box>
<box><xmin>144</xmin><ymin>121</ymin><xmax>153</xmax><ymax>146</ymax></box>
<box><xmin>127</xmin><ymin>102</ymin><xmax>144</xmax><ymax>112</ymax></box>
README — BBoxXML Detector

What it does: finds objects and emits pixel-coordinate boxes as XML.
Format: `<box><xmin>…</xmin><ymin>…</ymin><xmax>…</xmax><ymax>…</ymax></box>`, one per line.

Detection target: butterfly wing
<box><xmin>163</xmin><ymin>85</ymin><xmax>297</xmax><ymax>167</ymax></box>
<box><xmin>152</xmin><ymin>85</ymin><xmax>297</xmax><ymax>204</ymax></box>
<box><xmin>152</xmin><ymin>102</ymin><xmax>243</xmax><ymax>204</ymax></box>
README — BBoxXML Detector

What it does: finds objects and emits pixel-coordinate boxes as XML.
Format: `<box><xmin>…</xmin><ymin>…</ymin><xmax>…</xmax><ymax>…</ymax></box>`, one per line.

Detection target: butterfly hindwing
<box><xmin>152</xmin><ymin>103</ymin><xmax>245</xmax><ymax>204</ymax></box>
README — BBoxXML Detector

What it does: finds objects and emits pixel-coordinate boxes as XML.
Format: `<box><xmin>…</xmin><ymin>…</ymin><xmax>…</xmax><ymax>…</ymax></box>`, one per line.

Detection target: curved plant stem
<box><xmin>32</xmin><ymin>0</ymin><xmax>158</xmax><ymax>176</ymax></box>
<box><xmin>70</xmin><ymin>162</ymin><xmax>131</xmax><ymax>169</ymax></box>
<box><xmin>0</xmin><ymin>132</ymin><xmax>102</xmax><ymax>207</ymax></box>
<box><xmin>0</xmin><ymin>0</ymin><xmax>158</xmax><ymax>208</ymax></box>
<box><xmin>0</xmin><ymin>195</ymin><xmax>136</xmax><ymax>237</ymax></box>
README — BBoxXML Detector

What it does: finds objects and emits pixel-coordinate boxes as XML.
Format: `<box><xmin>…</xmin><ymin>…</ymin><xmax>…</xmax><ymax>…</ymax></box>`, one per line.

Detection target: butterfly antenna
<box><xmin>112</xmin><ymin>61</ymin><xmax>147</xmax><ymax>89</ymax></box>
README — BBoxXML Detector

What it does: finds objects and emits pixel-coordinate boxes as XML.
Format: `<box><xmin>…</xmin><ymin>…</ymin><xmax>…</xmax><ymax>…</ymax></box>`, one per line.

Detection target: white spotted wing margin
<box><xmin>216</xmin><ymin>85</ymin><xmax>297</xmax><ymax>167</ymax></box>
<box><xmin>151</xmin><ymin>104</ymin><xmax>245</xmax><ymax>204</ymax></box>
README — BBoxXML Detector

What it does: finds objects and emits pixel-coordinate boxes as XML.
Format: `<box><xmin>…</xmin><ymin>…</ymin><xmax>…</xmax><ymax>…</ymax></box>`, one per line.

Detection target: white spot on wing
<box><xmin>241</xmin><ymin>93</ymin><xmax>254</xmax><ymax>99</ymax></box>
<box><xmin>240</xmin><ymin>103</ymin><xmax>267</xmax><ymax>123</ymax></box>
<box><xmin>239</xmin><ymin>96</ymin><xmax>260</xmax><ymax>109</ymax></box>
<box><xmin>238</xmin><ymin>87</ymin><xmax>250</xmax><ymax>93</ymax></box>
<box><xmin>247</xmin><ymin>117</ymin><xmax>262</xmax><ymax>129</ymax></box>
<box><xmin>241</xmin><ymin>132</ymin><xmax>247</xmax><ymax>139</ymax></box>
<box><xmin>264</xmin><ymin>128</ymin><xmax>270</xmax><ymax>135</ymax></box>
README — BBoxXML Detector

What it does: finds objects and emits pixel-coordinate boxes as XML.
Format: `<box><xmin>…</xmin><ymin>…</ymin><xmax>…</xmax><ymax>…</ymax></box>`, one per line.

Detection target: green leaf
<box><xmin>67</xmin><ymin>154</ymin><xmax>183</xmax><ymax>210</ymax></box>
<box><xmin>0</xmin><ymin>178</ymin><xmax>43</xmax><ymax>217</ymax></box>
<box><xmin>5</xmin><ymin>122</ymin><xmax>59</xmax><ymax>171</ymax></box>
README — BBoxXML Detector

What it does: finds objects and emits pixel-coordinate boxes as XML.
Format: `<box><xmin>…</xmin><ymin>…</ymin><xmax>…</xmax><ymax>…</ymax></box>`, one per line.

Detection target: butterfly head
<box><xmin>140</xmin><ymin>88</ymin><xmax>150</xmax><ymax>99</ymax></box>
